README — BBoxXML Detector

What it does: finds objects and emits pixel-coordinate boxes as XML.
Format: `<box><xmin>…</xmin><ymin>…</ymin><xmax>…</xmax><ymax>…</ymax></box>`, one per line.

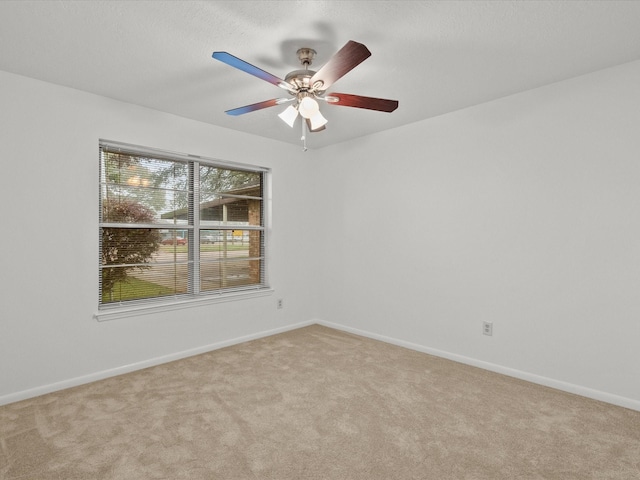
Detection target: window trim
<box><xmin>93</xmin><ymin>287</ymin><xmax>274</xmax><ymax>322</ymax></box>
<box><xmin>97</xmin><ymin>139</ymin><xmax>271</xmax><ymax>318</ymax></box>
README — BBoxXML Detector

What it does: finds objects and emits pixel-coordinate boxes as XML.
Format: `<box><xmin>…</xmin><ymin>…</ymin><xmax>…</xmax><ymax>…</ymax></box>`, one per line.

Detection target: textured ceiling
<box><xmin>1</xmin><ymin>1</ymin><xmax>640</xmax><ymax>149</ymax></box>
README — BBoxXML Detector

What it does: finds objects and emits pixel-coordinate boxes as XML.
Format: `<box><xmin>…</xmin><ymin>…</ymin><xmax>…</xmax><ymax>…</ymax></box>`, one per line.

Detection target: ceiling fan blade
<box><xmin>212</xmin><ymin>52</ymin><xmax>292</xmax><ymax>91</ymax></box>
<box><xmin>326</xmin><ymin>93</ymin><xmax>398</xmax><ymax>112</ymax></box>
<box><xmin>310</xmin><ymin>40</ymin><xmax>371</xmax><ymax>92</ymax></box>
<box><xmin>225</xmin><ymin>98</ymin><xmax>289</xmax><ymax>116</ymax></box>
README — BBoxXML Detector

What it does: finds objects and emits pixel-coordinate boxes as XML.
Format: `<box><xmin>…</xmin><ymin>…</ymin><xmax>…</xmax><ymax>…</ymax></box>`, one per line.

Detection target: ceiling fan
<box><xmin>212</xmin><ymin>40</ymin><xmax>398</xmax><ymax>150</ymax></box>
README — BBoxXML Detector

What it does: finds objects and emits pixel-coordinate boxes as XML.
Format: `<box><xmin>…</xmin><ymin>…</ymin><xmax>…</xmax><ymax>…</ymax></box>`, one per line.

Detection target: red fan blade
<box><xmin>212</xmin><ymin>52</ymin><xmax>293</xmax><ymax>91</ymax></box>
<box><xmin>326</xmin><ymin>93</ymin><xmax>398</xmax><ymax>112</ymax></box>
<box><xmin>310</xmin><ymin>41</ymin><xmax>371</xmax><ymax>92</ymax></box>
<box><xmin>225</xmin><ymin>98</ymin><xmax>287</xmax><ymax>116</ymax></box>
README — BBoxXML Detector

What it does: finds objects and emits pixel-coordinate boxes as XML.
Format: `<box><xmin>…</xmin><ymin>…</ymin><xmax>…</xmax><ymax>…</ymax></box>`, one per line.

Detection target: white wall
<box><xmin>0</xmin><ymin>70</ymin><xmax>320</xmax><ymax>403</ymax></box>
<box><xmin>315</xmin><ymin>60</ymin><xmax>640</xmax><ymax>409</ymax></box>
<box><xmin>3</xmin><ymin>58</ymin><xmax>640</xmax><ymax>410</ymax></box>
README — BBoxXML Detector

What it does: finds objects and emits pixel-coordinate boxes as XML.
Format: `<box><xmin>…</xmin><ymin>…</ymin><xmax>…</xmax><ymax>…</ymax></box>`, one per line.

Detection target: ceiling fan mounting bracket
<box><xmin>296</xmin><ymin>48</ymin><xmax>316</xmax><ymax>67</ymax></box>
<box><xmin>285</xmin><ymin>48</ymin><xmax>319</xmax><ymax>94</ymax></box>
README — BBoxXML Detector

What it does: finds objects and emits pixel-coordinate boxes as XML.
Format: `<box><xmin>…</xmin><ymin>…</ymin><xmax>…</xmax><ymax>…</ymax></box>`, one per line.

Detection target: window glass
<box><xmin>99</xmin><ymin>142</ymin><xmax>267</xmax><ymax>308</ymax></box>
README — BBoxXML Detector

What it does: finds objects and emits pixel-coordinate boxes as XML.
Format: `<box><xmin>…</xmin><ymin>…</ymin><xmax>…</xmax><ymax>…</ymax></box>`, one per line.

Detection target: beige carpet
<box><xmin>1</xmin><ymin>324</ymin><xmax>639</xmax><ymax>479</ymax></box>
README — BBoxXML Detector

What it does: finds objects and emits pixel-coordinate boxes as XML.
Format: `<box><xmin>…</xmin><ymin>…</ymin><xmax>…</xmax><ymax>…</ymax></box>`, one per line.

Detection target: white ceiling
<box><xmin>2</xmin><ymin>1</ymin><xmax>640</xmax><ymax>149</ymax></box>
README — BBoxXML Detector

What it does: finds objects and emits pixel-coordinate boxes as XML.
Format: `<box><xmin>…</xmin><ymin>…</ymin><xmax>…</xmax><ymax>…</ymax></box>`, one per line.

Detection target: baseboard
<box><xmin>315</xmin><ymin>319</ymin><xmax>640</xmax><ymax>412</ymax></box>
<box><xmin>5</xmin><ymin>318</ymin><xmax>639</xmax><ymax>412</ymax></box>
<box><xmin>0</xmin><ymin>320</ymin><xmax>315</xmax><ymax>406</ymax></box>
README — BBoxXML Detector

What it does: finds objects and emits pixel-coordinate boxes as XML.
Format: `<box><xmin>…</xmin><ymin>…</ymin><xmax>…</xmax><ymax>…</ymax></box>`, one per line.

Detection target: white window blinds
<box><xmin>99</xmin><ymin>140</ymin><xmax>269</xmax><ymax>309</ymax></box>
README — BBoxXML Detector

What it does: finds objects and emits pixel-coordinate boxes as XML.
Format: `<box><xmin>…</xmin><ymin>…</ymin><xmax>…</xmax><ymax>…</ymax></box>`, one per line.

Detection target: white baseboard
<box><xmin>315</xmin><ymin>319</ymin><xmax>640</xmax><ymax>412</ymax></box>
<box><xmin>0</xmin><ymin>320</ymin><xmax>315</xmax><ymax>406</ymax></box>
<box><xmin>4</xmin><ymin>319</ymin><xmax>639</xmax><ymax>412</ymax></box>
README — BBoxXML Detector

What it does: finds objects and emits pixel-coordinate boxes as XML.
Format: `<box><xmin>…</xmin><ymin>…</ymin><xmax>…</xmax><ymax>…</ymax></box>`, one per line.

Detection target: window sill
<box><xmin>94</xmin><ymin>288</ymin><xmax>274</xmax><ymax>322</ymax></box>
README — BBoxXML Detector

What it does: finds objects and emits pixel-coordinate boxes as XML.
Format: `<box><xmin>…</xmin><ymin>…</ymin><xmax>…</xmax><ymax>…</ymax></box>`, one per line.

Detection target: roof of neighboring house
<box><xmin>160</xmin><ymin>183</ymin><xmax>261</xmax><ymax>221</ymax></box>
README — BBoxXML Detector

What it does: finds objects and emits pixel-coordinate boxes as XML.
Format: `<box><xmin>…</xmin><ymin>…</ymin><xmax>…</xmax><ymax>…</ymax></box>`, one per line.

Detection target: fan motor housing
<box><xmin>284</xmin><ymin>69</ymin><xmax>317</xmax><ymax>91</ymax></box>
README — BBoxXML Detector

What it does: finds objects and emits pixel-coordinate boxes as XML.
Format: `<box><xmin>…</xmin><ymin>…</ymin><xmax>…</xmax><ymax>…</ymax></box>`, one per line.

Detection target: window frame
<box><xmin>95</xmin><ymin>140</ymin><xmax>272</xmax><ymax>321</ymax></box>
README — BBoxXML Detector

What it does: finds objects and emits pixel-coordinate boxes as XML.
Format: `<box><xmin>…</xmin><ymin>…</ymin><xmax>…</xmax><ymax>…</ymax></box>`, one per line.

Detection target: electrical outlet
<box><xmin>277</xmin><ymin>299</ymin><xmax>284</xmax><ymax>309</ymax></box>
<box><xmin>483</xmin><ymin>321</ymin><xmax>493</xmax><ymax>336</ymax></box>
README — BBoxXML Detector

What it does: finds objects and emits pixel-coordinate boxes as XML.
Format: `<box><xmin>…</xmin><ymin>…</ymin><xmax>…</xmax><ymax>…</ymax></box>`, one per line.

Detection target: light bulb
<box><xmin>278</xmin><ymin>105</ymin><xmax>298</xmax><ymax>127</ymax></box>
<box><xmin>298</xmin><ymin>96</ymin><xmax>320</xmax><ymax>119</ymax></box>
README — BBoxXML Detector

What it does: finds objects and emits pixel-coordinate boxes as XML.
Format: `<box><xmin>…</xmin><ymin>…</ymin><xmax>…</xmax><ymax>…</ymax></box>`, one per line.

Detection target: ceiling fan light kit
<box><xmin>212</xmin><ymin>40</ymin><xmax>398</xmax><ymax>151</ymax></box>
<box><xmin>278</xmin><ymin>105</ymin><xmax>299</xmax><ymax>128</ymax></box>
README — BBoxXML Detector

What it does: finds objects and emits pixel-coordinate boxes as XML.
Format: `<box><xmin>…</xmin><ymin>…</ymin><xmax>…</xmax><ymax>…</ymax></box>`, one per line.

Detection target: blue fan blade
<box><xmin>225</xmin><ymin>98</ymin><xmax>281</xmax><ymax>116</ymax></box>
<box><xmin>212</xmin><ymin>52</ymin><xmax>292</xmax><ymax>90</ymax></box>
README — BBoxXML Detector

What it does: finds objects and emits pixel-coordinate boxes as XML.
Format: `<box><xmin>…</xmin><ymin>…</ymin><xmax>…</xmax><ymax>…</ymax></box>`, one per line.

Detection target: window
<box><xmin>98</xmin><ymin>140</ymin><xmax>269</xmax><ymax>311</ymax></box>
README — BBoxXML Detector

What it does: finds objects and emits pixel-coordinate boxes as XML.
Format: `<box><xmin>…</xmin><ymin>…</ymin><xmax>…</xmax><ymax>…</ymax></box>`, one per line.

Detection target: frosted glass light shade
<box><xmin>298</xmin><ymin>97</ymin><xmax>320</xmax><ymax>119</ymax></box>
<box><xmin>278</xmin><ymin>105</ymin><xmax>298</xmax><ymax>127</ymax></box>
<box><xmin>308</xmin><ymin>111</ymin><xmax>328</xmax><ymax>131</ymax></box>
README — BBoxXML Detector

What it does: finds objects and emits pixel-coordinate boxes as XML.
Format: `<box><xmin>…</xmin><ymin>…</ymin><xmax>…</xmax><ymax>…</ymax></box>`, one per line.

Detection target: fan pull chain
<box><xmin>301</xmin><ymin>119</ymin><xmax>307</xmax><ymax>151</ymax></box>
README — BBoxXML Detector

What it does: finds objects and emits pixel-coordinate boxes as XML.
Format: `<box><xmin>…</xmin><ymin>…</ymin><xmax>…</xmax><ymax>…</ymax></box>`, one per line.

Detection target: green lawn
<box><xmin>102</xmin><ymin>242</ymin><xmax>251</xmax><ymax>303</ymax></box>
<box><xmin>102</xmin><ymin>276</ymin><xmax>174</xmax><ymax>303</ymax></box>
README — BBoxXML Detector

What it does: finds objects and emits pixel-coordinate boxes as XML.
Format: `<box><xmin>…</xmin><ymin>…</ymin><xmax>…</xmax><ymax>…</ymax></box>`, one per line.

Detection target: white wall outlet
<box><xmin>277</xmin><ymin>299</ymin><xmax>284</xmax><ymax>309</ymax></box>
<box><xmin>483</xmin><ymin>321</ymin><xmax>493</xmax><ymax>336</ymax></box>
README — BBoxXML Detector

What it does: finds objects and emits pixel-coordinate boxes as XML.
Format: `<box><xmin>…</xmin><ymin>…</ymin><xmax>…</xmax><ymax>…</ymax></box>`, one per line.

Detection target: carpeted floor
<box><xmin>1</xmin><ymin>324</ymin><xmax>639</xmax><ymax>479</ymax></box>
